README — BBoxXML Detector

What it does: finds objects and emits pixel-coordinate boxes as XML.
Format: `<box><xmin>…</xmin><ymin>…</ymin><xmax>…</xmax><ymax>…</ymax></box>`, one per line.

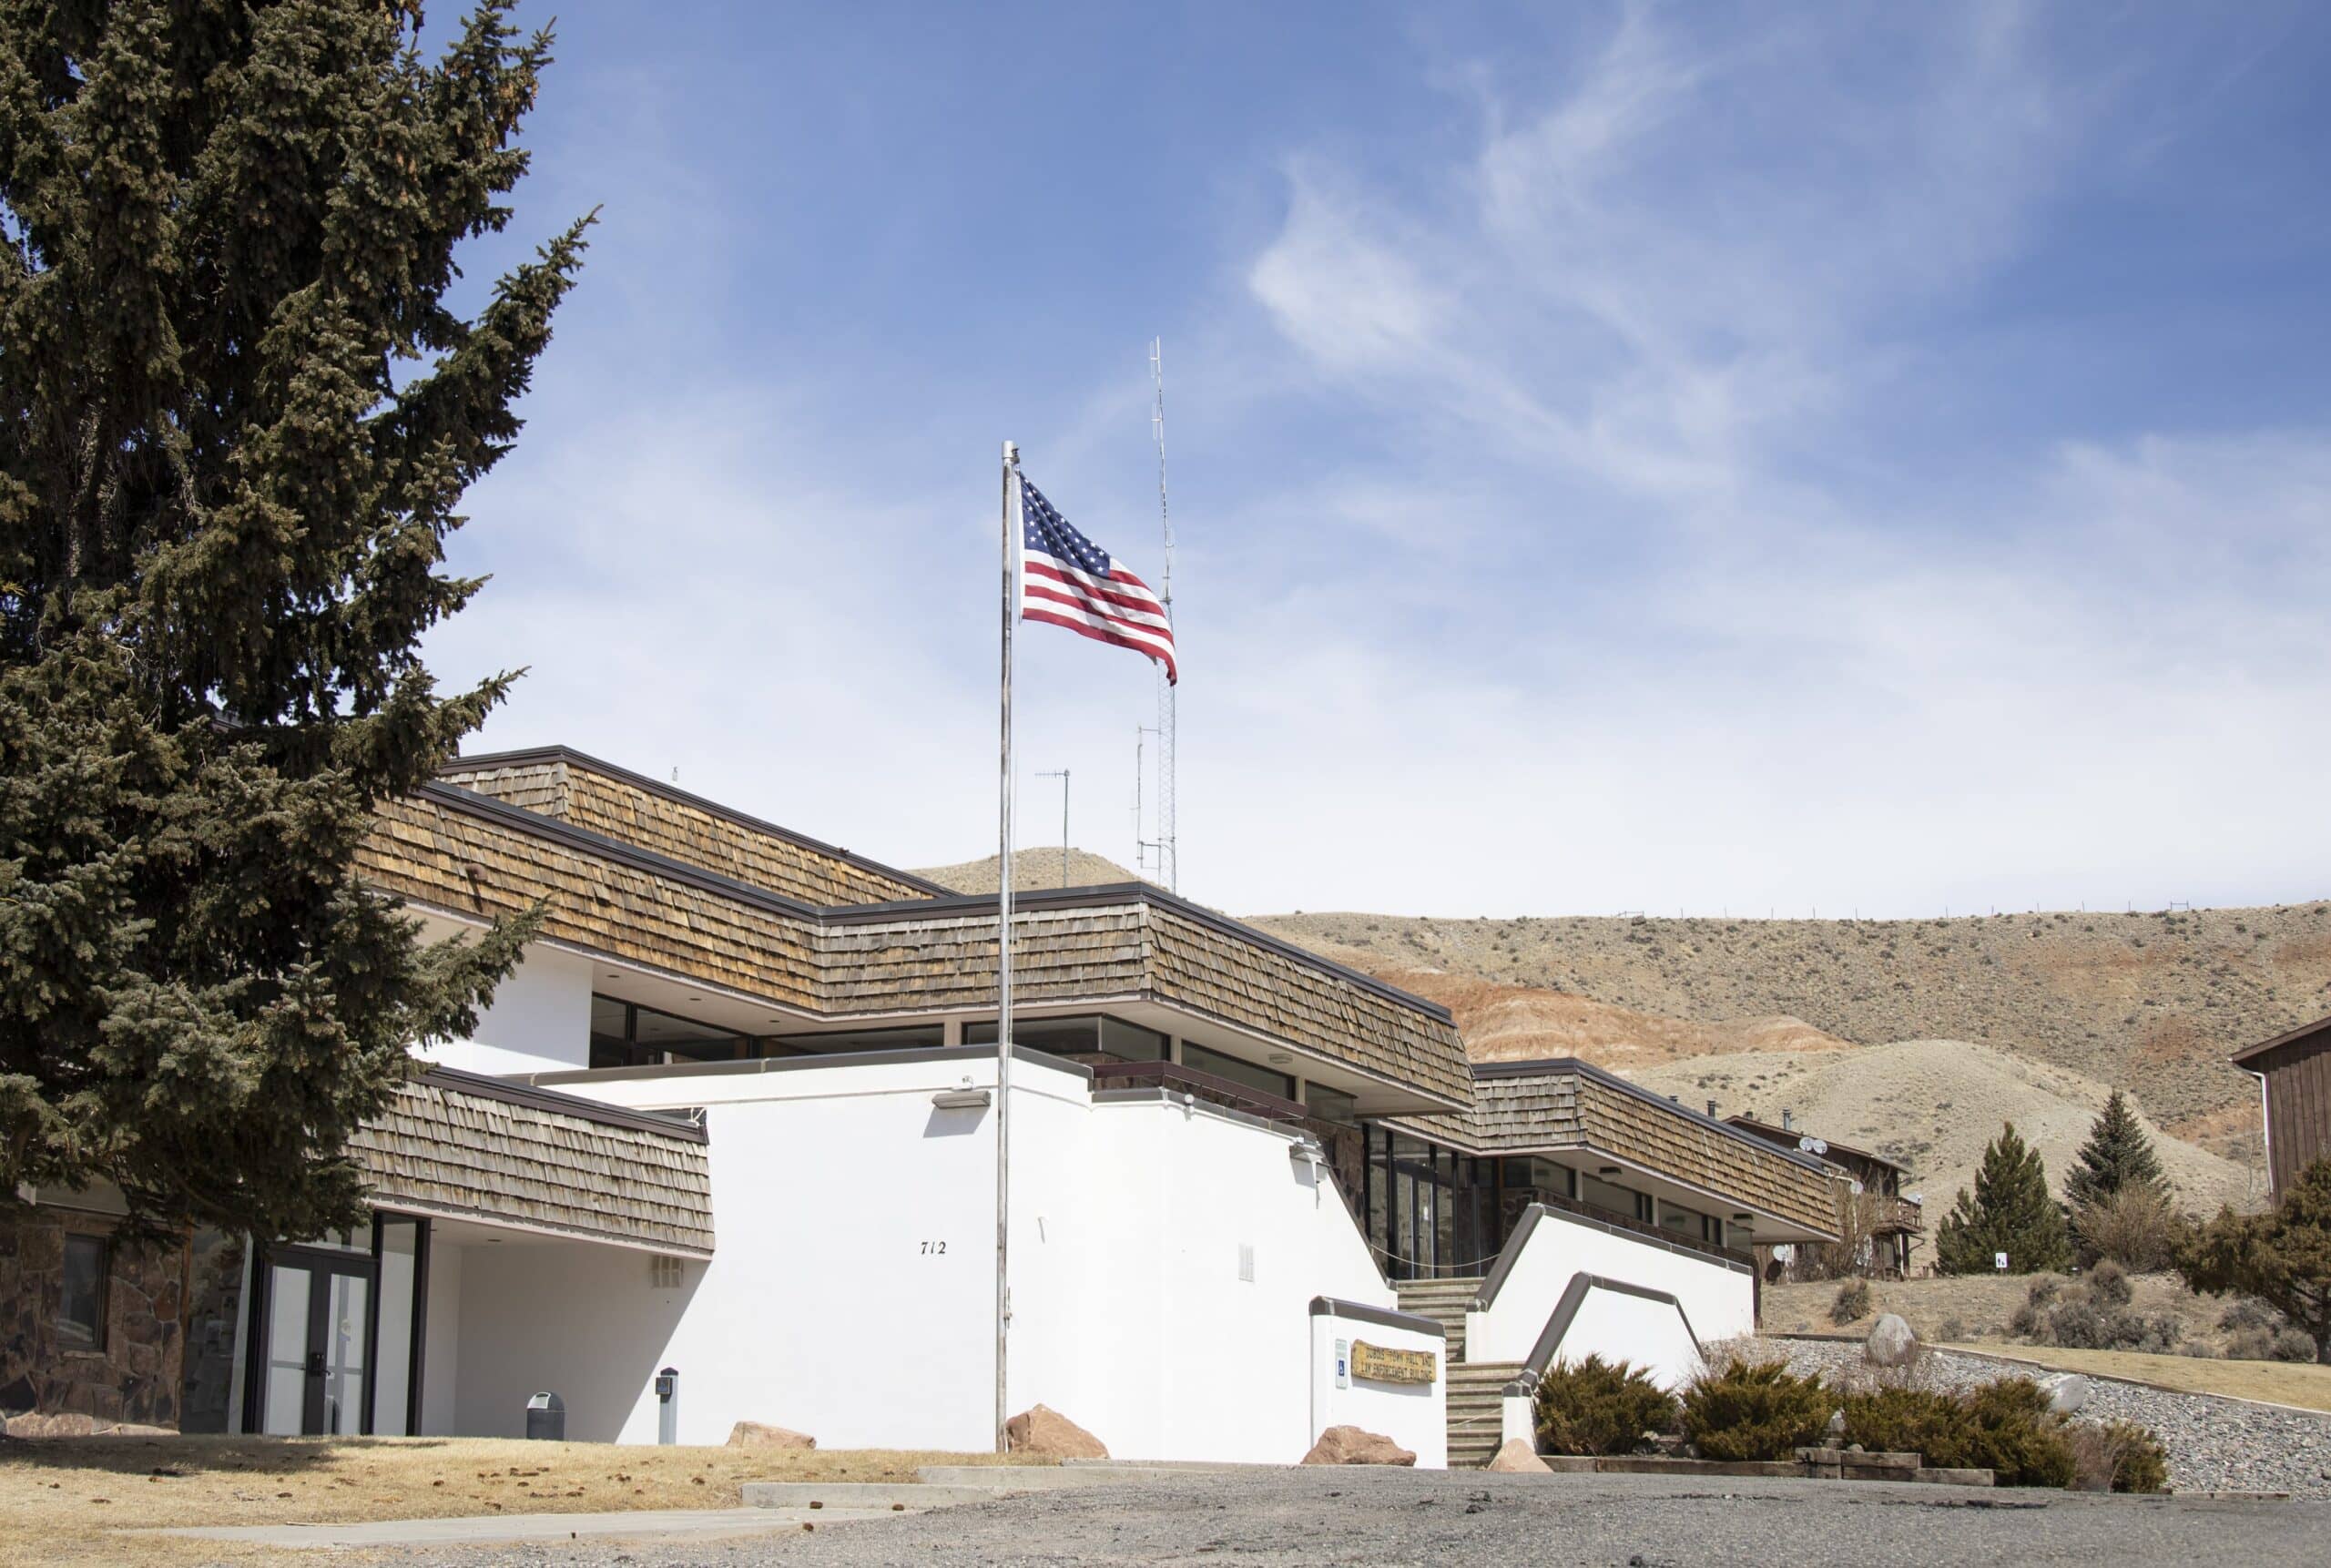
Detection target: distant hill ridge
<box><xmin>914</xmin><ymin>848</ymin><xmax>2330</xmax><ymax>1187</ymax></box>
<box><xmin>1249</xmin><ymin>903</ymin><xmax>2331</xmax><ymax>1163</ymax></box>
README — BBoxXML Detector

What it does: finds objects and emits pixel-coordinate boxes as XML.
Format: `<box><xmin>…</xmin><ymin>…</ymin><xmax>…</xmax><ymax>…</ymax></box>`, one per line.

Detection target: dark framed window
<box><xmin>1179</xmin><ymin>1042</ymin><xmax>1295</xmax><ymax>1101</ymax></box>
<box><xmin>589</xmin><ymin>994</ymin><xmax>748</xmax><ymax>1068</ymax></box>
<box><xmin>762</xmin><ymin>1023</ymin><xmax>945</xmax><ymax>1055</ymax></box>
<box><xmin>964</xmin><ymin>1014</ymin><xmax>1168</xmax><ymax>1064</ymax></box>
<box><xmin>1303</xmin><ymin>1083</ymin><xmax>1358</xmax><ymax>1125</ymax></box>
<box><xmin>59</xmin><ymin>1233</ymin><xmax>107</xmax><ymax>1350</ymax></box>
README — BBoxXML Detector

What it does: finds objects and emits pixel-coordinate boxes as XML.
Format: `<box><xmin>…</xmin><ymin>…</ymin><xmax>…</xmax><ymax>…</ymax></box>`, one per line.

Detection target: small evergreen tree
<box><xmin>1935</xmin><ymin>1123</ymin><xmax>2073</xmax><ymax>1275</ymax></box>
<box><xmin>2065</xmin><ymin>1091</ymin><xmax>2169</xmax><ymax>1210</ymax></box>
<box><xmin>0</xmin><ymin>2</ymin><xmax>584</xmax><ymax>1239</ymax></box>
<box><xmin>2180</xmin><ymin>1159</ymin><xmax>2331</xmax><ymax>1365</ymax></box>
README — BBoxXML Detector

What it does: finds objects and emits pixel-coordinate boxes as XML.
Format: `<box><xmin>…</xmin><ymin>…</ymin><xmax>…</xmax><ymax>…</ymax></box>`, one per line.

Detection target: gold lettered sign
<box><xmin>1350</xmin><ymin>1340</ymin><xmax>1437</xmax><ymax>1386</ymax></box>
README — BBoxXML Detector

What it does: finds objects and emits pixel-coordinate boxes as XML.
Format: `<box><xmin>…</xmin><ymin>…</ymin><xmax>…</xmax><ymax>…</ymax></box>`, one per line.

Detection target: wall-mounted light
<box><xmin>1597</xmin><ymin>1166</ymin><xmax>1622</xmax><ymax>1178</ymax></box>
<box><xmin>931</xmin><ymin>1077</ymin><xmax>991</xmax><ymax>1110</ymax></box>
<box><xmin>1267</xmin><ymin>1053</ymin><xmax>1293</xmax><ymax>1066</ymax></box>
<box><xmin>1288</xmin><ymin>1136</ymin><xmax>1325</xmax><ymax>1165</ymax></box>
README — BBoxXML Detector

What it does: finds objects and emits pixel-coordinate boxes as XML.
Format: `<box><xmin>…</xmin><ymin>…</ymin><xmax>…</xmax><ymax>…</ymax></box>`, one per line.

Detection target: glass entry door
<box><xmin>258</xmin><ymin>1251</ymin><xmax>372</xmax><ymax>1435</ymax></box>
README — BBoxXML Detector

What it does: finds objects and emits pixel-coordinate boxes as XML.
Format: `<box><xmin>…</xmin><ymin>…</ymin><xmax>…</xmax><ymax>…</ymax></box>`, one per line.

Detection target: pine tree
<box><xmin>2182</xmin><ymin>1159</ymin><xmax>2331</xmax><ymax>1364</ymax></box>
<box><xmin>2064</xmin><ymin>1091</ymin><xmax>2169</xmax><ymax>1210</ymax></box>
<box><xmin>1934</xmin><ymin>1123</ymin><xmax>2073</xmax><ymax>1275</ymax></box>
<box><xmin>0</xmin><ymin>3</ymin><xmax>585</xmax><ymax>1239</ymax></box>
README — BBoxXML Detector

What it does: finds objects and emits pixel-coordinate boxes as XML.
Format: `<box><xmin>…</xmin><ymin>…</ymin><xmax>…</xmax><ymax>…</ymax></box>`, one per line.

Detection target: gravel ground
<box><xmin>359</xmin><ymin>1468</ymin><xmax>2326</xmax><ymax>1568</ymax></box>
<box><xmin>1774</xmin><ymin>1339</ymin><xmax>2331</xmax><ymax>1497</ymax></box>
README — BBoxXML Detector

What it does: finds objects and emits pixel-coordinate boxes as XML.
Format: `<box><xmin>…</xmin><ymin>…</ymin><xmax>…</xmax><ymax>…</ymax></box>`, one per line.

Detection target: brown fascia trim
<box><xmin>414</xmin><ymin>1063</ymin><xmax>709</xmax><ymax>1145</ymax></box>
<box><xmin>411</xmin><ymin>780</ymin><xmax>1457</xmax><ymax>1030</ymax></box>
<box><xmin>2230</xmin><ymin>1013</ymin><xmax>2331</xmax><ymax>1067</ymax></box>
<box><xmin>1724</xmin><ymin>1114</ymin><xmax>1909</xmax><ymax>1176</ymax></box>
<box><xmin>439</xmin><ymin>744</ymin><xmax>956</xmax><ymax>899</ymax></box>
<box><xmin>1469</xmin><ymin>1057</ymin><xmax>1833</xmax><ymax>1176</ymax></box>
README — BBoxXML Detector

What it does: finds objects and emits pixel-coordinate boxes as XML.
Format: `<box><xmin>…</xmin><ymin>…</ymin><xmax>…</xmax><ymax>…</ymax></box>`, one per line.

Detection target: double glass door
<box><xmin>260</xmin><ymin>1249</ymin><xmax>372</xmax><ymax>1436</ymax></box>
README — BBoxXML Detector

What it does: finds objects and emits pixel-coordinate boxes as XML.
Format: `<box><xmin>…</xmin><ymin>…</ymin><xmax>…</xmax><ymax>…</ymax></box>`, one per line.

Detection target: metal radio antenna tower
<box><xmin>1149</xmin><ymin>338</ymin><xmax>1177</xmax><ymax>894</ymax></box>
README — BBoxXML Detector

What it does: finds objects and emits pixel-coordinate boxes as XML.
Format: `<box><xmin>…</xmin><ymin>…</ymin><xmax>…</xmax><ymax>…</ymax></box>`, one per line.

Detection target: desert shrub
<box><xmin>2219</xmin><ymin>1297</ymin><xmax>2278</xmax><ymax>1333</ymax></box>
<box><xmin>2085</xmin><ymin>1260</ymin><xmax>2133</xmax><ymax>1308</ymax></box>
<box><xmin>1830</xmin><ymin>1278</ymin><xmax>1873</xmax><ymax>1324</ymax></box>
<box><xmin>2271</xmin><ymin>1327</ymin><xmax>2318</xmax><ymax>1361</ymax></box>
<box><xmin>1679</xmin><ymin>1359</ymin><xmax>1833</xmax><ymax>1461</ymax></box>
<box><xmin>1938</xmin><ymin>1316</ymin><xmax>1967</xmax><ymax>1342</ymax></box>
<box><xmin>2043</xmin><ymin>1299</ymin><xmax>2182</xmax><ymax>1352</ymax></box>
<box><xmin>1532</xmin><ymin>1355</ymin><xmax>1676</xmax><ymax>1456</ymax></box>
<box><xmin>1958</xmin><ymin>1380</ymin><xmax>2077</xmax><ymax>1488</ymax></box>
<box><xmin>2068</xmin><ymin>1420</ymin><xmax>2169</xmax><ymax>1493</ymax></box>
<box><xmin>2073</xmin><ymin>1188</ymin><xmax>2187</xmax><ymax>1272</ymax></box>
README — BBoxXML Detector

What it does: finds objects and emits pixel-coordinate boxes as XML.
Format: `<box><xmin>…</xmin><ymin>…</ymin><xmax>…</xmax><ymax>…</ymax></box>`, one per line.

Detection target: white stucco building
<box><xmin>19</xmin><ymin>748</ymin><xmax>1838</xmax><ymax>1465</ymax></box>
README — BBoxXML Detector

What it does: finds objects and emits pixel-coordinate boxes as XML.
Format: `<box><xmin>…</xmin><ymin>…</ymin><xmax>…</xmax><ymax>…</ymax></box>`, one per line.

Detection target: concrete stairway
<box><xmin>1392</xmin><ymin>1278</ymin><xmax>1523</xmax><ymax>1468</ymax></box>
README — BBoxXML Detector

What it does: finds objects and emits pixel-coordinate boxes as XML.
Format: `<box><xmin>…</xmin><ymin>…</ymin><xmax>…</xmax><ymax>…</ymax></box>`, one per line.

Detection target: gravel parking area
<box><xmin>1775</xmin><ymin>1340</ymin><xmax>2331</xmax><ymax>1498</ymax></box>
<box><xmin>361</xmin><ymin>1468</ymin><xmax>2326</xmax><ymax>1568</ymax></box>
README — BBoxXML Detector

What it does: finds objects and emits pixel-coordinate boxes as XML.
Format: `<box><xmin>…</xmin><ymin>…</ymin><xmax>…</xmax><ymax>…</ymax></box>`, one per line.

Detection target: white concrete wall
<box><xmin>449</xmin><ymin>1239</ymin><xmax>697</xmax><ymax>1441</ymax></box>
<box><xmin>419</xmin><ymin>1242</ymin><xmax>463</xmax><ymax>1436</ymax></box>
<box><xmin>415</xmin><ymin>944</ymin><xmax>593</xmax><ymax>1075</ymax></box>
<box><xmin>1464</xmin><ymin>1207</ymin><xmax>1755</xmax><ymax>1390</ymax></box>
<box><xmin>1308</xmin><ymin>1309</ymin><xmax>1448</xmax><ymax>1467</ymax></box>
<box><xmin>526</xmin><ymin>1051</ymin><xmax>1427</xmax><ymax>1461</ymax></box>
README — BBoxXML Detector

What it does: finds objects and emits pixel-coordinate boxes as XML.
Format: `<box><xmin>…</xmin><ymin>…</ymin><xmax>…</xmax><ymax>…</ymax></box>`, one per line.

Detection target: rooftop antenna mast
<box><xmin>1036</xmin><ymin>769</ymin><xmax>1070</xmax><ymax>888</ymax></box>
<box><xmin>1149</xmin><ymin>338</ymin><xmax>1177</xmax><ymax>894</ymax></box>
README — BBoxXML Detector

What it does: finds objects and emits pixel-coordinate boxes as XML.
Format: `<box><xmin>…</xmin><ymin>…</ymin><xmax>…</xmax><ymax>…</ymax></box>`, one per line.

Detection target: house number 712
<box><xmin>921</xmin><ymin>1240</ymin><xmax>947</xmax><ymax>1255</ymax></box>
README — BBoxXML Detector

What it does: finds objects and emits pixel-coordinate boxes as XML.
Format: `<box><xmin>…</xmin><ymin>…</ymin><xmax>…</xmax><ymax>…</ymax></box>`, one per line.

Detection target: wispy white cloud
<box><xmin>430</xmin><ymin>3</ymin><xmax>2331</xmax><ymax>921</ymax></box>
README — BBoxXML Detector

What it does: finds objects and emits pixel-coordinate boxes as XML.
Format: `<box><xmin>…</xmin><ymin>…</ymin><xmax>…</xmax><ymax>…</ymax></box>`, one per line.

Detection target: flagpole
<box><xmin>994</xmin><ymin>439</ymin><xmax>1019</xmax><ymax>1452</ymax></box>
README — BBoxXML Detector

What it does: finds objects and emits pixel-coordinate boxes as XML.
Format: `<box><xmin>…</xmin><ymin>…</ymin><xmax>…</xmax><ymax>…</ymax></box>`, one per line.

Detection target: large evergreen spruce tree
<box><xmin>2064</xmin><ymin>1090</ymin><xmax>2169</xmax><ymax>1210</ymax></box>
<box><xmin>0</xmin><ymin>2</ymin><xmax>585</xmax><ymax>1238</ymax></box>
<box><xmin>1934</xmin><ymin>1122</ymin><xmax>2073</xmax><ymax>1275</ymax></box>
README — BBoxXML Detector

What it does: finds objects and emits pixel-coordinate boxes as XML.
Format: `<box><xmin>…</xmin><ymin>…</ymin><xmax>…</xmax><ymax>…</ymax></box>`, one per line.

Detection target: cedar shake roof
<box><xmin>1393</xmin><ymin>1059</ymin><xmax>1837</xmax><ymax>1236</ymax></box>
<box><xmin>361</xmin><ymin>759</ymin><xmax>1471</xmax><ymax>1106</ymax></box>
<box><xmin>351</xmin><ymin>1067</ymin><xmax>714</xmax><ymax>1256</ymax></box>
<box><xmin>440</xmin><ymin>747</ymin><xmax>947</xmax><ymax>906</ymax></box>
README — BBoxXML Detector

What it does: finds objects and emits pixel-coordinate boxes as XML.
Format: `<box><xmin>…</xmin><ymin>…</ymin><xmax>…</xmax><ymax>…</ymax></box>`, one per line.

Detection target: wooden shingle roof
<box><xmin>352</xmin><ymin>1067</ymin><xmax>714</xmax><ymax>1256</ymax></box>
<box><xmin>1399</xmin><ymin>1059</ymin><xmax>1836</xmax><ymax>1235</ymax></box>
<box><xmin>440</xmin><ymin>748</ymin><xmax>945</xmax><ymax>908</ymax></box>
<box><xmin>358</xmin><ymin>771</ymin><xmax>1470</xmax><ymax>1106</ymax></box>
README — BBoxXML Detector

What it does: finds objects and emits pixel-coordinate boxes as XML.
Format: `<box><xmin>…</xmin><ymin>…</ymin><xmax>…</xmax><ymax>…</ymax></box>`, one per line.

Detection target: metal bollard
<box><xmin>655</xmin><ymin>1366</ymin><xmax>678</xmax><ymax>1445</ymax></box>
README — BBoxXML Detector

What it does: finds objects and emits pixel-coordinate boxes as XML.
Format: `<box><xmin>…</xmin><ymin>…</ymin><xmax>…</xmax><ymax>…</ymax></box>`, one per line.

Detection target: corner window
<box><xmin>1180</xmin><ymin>1042</ymin><xmax>1296</xmax><ymax>1103</ymax></box>
<box><xmin>59</xmin><ymin>1234</ymin><xmax>107</xmax><ymax>1350</ymax></box>
<box><xmin>589</xmin><ymin>994</ymin><xmax>747</xmax><ymax>1067</ymax></box>
<box><xmin>964</xmin><ymin>1014</ymin><xmax>1167</xmax><ymax>1064</ymax></box>
<box><xmin>1303</xmin><ymin>1083</ymin><xmax>1358</xmax><ymax>1125</ymax></box>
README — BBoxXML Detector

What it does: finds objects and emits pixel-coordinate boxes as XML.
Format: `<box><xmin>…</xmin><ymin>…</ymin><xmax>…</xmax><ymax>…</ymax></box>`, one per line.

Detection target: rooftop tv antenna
<box><xmin>1035</xmin><ymin>769</ymin><xmax>1070</xmax><ymax>888</ymax></box>
<box><xmin>1149</xmin><ymin>338</ymin><xmax>1177</xmax><ymax>894</ymax></box>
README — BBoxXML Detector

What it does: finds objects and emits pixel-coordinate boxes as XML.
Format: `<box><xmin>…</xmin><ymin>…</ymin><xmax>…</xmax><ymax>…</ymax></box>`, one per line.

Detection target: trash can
<box><xmin>524</xmin><ymin>1391</ymin><xmax>565</xmax><ymax>1441</ymax></box>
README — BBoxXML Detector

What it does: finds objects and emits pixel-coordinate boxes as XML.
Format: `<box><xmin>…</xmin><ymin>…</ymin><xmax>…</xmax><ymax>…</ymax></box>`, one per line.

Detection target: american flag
<box><xmin>1019</xmin><ymin>476</ymin><xmax>1177</xmax><ymax>684</ymax></box>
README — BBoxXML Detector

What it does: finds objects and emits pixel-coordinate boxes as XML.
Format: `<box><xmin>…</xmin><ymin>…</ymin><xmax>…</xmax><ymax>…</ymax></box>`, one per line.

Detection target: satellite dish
<box><xmin>1797</xmin><ymin>1135</ymin><xmax>1817</xmax><ymax>1152</ymax></box>
<box><xmin>1849</xmin><ymin>1177</ymin><xmax>1864</xmax><ymax>1195</ymax></box>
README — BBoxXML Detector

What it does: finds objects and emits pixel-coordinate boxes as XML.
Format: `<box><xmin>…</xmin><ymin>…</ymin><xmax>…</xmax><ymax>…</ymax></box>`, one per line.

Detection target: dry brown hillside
<box><xmin>1251</xmin><ymin>904</ymin><xmax>2331</xmax><ymax>1160</ymax></box>
<box><xmin>915</xmin><ymin>847</ymin><xmax>1149</xmax><ymax>895</ymax></box>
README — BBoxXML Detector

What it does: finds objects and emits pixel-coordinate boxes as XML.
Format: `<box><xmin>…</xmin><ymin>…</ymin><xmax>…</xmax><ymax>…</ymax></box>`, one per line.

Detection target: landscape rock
<box><xmin>4</xmin><ymin>1411</ymin><xmax>97</xmax><ymax>1438</ymax></box>
<box><xmin>1486</xmin><ymin>1438</ymin><xmax>1551</xmax><ymax>1473</ymax></box>
<box><xmin>1005</xmin><ymin>1404</ymin><xmax>1108</xmax><ymax>1460</ymax></box>
<box><xmin>1300</xmin><ymin>1425</ymin><xmax>1416</xmax><ymax>1466</ymax></box>
<box><xmin>726</xmin><ymin>1421</ymin><xmax>815</xmax><ymax>1450</ymax></box>
<box><xmin>2038</xmin><ymin>1372</ymin><xmax>2092</xmax><ymax>1415</ymax></box>
<box><xmin>1865</xmin><ymin>1314</ymin><xmax>1919</xmax><ymax>1368</ymax></box>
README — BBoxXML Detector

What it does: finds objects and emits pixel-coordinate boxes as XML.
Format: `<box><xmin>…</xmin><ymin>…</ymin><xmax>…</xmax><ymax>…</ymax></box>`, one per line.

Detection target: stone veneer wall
<box><xmin>0</xmin><ymin>1207</ymin><xmax>187</xmax><ymax>1435</ymax></box>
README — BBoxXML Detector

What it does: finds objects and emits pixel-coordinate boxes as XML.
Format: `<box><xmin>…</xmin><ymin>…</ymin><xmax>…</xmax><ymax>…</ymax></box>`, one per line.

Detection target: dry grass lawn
<box><xmin>0</xmin><ymin>1434</ymin><xmax>1029</xmax><ymax>1567</ymax></box>
<box><xmin>1929</xmin><ymin>1342</ymin><xmax>2331</xmax><ymax>1412</ymax></box>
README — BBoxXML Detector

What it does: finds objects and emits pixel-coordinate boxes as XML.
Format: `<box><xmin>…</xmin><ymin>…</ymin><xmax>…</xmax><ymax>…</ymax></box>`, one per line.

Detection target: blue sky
<box><xmin>423</xmin><ymin>1</ymin><xmax>2331</xmax><ymax>919</ymax></box>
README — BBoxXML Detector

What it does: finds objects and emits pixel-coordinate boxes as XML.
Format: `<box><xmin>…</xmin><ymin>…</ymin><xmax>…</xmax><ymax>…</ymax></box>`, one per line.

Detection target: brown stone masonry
<box><xmin>0</xmin><ymin>1207</ymin><xmax>186</xmax><ymax>1434</ymax></box>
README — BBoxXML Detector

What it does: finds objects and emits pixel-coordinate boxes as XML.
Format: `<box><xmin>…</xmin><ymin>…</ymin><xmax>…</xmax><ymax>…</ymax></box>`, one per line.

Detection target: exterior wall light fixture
<box><xmin>931</xmin><ymin>1078</ymin><xmax>992</xmax><ymax>1110</ymax></box>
